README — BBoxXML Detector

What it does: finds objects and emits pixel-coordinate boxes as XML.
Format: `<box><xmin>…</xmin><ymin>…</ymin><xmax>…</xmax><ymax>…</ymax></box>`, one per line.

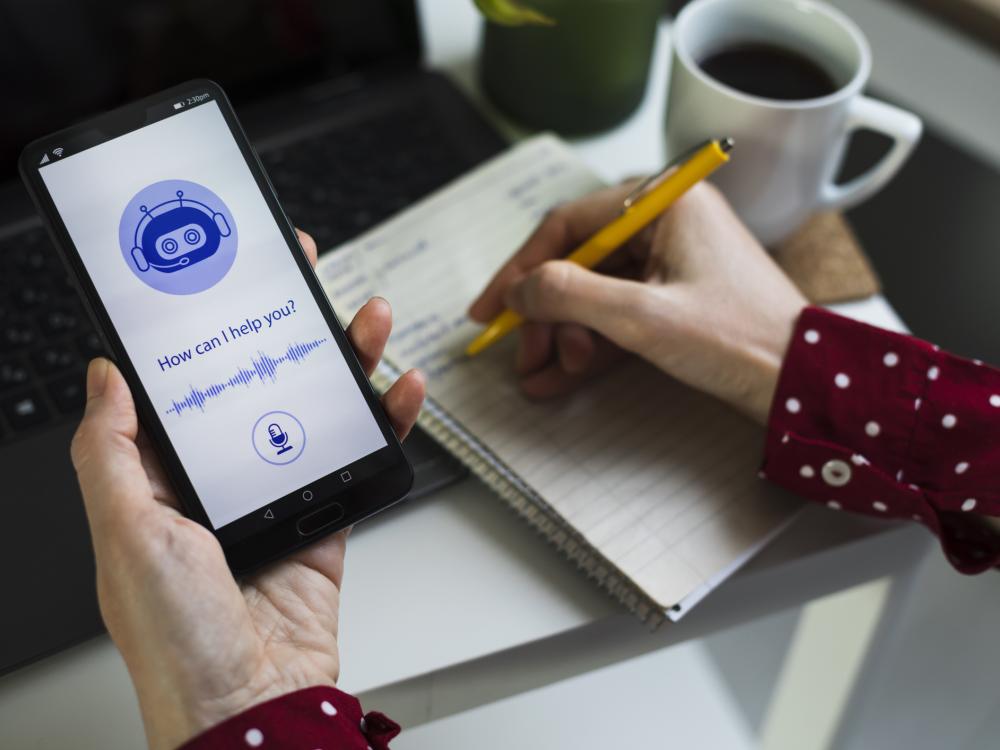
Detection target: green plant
<box><xmin>473</xmin><ymin>0</ymin><xmax>555</xmax><ymax>26</ymax></box>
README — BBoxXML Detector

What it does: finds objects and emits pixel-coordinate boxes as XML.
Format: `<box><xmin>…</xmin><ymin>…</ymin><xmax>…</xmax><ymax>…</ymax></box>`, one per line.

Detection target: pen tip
<box><xmin>720</xmin><ymin>137</ymin><xmax>735</xmax><ymax>153</ymax></box>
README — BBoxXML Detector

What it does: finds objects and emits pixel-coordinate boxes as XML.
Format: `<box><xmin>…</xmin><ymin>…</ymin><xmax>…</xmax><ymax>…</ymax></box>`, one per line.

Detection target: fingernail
<box><xmin>86</xmin><ymin>358</ymin><xmax>110</xmax><ymax>399</ymax></box>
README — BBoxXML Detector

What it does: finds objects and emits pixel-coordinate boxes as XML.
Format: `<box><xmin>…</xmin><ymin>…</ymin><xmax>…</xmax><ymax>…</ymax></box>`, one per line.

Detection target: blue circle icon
<box><xmin>118</xmin><ymin>179</ymin><xmax>237</xmax><ymax>295</ymax></box>
<box><xmin>252</xmin><ymin>411</ymin><xmax>306</xmax><ymax>466</ymax></box>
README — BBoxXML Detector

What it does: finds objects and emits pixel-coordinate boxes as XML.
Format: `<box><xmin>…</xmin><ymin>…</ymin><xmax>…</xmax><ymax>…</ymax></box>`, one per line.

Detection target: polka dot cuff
<box><xmin>177</xmin><ymin>685</ymin><xmax>400</xmax><ymax>750</ymax></box>
<box><xmin>763</xmin><ymin>307</ymin><xmax>1000</xmax><ymax>573</ymax></box>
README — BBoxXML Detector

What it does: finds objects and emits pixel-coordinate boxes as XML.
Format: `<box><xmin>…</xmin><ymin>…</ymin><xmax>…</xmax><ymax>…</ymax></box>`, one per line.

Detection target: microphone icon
<box><xmin>267</xmin><ymin>423</ymin><xmax>293</xmax><ymax>456</ymax></box>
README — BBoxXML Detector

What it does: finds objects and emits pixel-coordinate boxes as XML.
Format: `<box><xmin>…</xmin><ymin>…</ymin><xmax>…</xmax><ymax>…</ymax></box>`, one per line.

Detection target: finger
<box><xmin>516</xmin><ymin>321</ymin><xmax>554</xmax><ymax>376</ymax></box>
<box><xmin>554</xmin><ymin>324</ymin><xmax>595</xmax><ymax>375</ymax></box>
<box><xmin>598</xmin><ymin>224</ymin><xmax>658</xmax><ymax>276</ymax></box>
<box><xmin>520</xmin><ymin>337</ymin><xmax>627</xmax><ymax>400</ymax></box>
<box><xmin>136</xmin><ymin>430</ymin><xmax>182</xmax><ymax>510</ymax></box>
<box><xmin>71</xmin><ymin>359</ymin><xmax>155</xmax><ymax>536</ymax></box>
<box><xmin>381</xmin><ymin>369</ymin><xmax>425</xmax><ymax>440</ymax></box>
<box><xmin>517</xmin><ymin>322</ymin><xmax>595</xmax><ymax>378</ymax></box>
<box><xmin>285</xmin><ymin>528</ymin><xmax>348</xmax><ymax>590</ymax></box>
<box><xmin>346</xmin><ymin>297</ymin><xmax>392</xmax><ymax>376</ymax></box>
<box><xmin>520</xmin><ymin>363</ymin><xmax>585</xmax><ymax>400</ymax></box>
<box><xmin>506</xmin><ymin>261</ymin><xmax>653</xmax><ymax>352</ymax></box>
<box><xmin>468</xmin><ymin>181</ymin><xmax>640</xmax><ymax>322</ymax></box>
<box><xmin>296</xmin><ymin>229</ymin><xmax>318</xmax><ymax>267</ymax></box>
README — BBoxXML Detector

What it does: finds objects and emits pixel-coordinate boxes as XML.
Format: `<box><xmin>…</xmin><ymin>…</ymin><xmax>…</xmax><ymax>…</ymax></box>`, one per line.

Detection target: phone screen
<box><xmin>38</xmin><ymin>100</ymin><xmax>388</xmax><ymax>531</ymax></box>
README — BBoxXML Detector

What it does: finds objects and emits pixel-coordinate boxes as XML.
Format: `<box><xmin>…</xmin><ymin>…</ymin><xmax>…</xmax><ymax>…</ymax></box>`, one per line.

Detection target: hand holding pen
<box><xmin>467</xmin><ymin>142</ymin><xmax>809</xmax><ymax>425</ymax></box>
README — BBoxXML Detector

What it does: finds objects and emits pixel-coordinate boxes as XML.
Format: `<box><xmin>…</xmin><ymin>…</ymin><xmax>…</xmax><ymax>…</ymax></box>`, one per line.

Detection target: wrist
<box><xmin>741</xmin><ymin>353</ymin><xmax>783</xmax><ymax>426</ymax></box>
<box><xmin>734</xmin><ymin>303</ymin><xmax>805</xmax><ymax>425</ymax></box>
<box><xmin>140</xmin><ymin>669</ymin><xmax>336</xmax><ymax>750</ymax></box>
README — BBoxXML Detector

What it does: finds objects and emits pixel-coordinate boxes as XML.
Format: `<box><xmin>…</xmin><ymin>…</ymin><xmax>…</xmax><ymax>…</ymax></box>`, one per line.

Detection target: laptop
<box><xmin>0</xmin><ymin>0</ymin><xmax>504</xmax><ymax>676</ymax></box>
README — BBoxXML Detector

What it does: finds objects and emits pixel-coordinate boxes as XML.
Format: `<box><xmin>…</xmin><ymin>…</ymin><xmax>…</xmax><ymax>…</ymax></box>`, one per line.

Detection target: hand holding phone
<box><xmin>21</xmin><ymin>81</ymin><xmax>417</xmax><ymax>570</ymax></box>
<box><xmin>72</xmin><ymin>281</ymin><xmax>424</xmax><ymax>750</ymax></box>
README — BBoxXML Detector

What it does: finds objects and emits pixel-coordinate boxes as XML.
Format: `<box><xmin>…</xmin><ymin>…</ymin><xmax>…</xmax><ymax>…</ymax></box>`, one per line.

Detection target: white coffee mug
<box><xmin>666</xmin><ymin>0</ymin><xmax>922</xmax><ymax>245</ymax></box>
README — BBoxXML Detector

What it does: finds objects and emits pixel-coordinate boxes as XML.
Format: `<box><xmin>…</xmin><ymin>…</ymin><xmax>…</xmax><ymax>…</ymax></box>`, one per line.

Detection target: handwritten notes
<box><xmin>319</xmin><ymin>138</ymin><xmax>595</xmax><ymax>382</ymax></box>
<box><xmin>318</xmin><ymin>136</ymin><xmax>796</xmax><ymax>612</ymax></box>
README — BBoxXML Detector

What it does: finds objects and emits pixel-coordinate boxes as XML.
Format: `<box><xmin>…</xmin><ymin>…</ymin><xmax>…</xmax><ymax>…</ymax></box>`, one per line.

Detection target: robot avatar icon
<box><xmin>118</xmin><ymin>180</ymin><xmax>238</xmax><ymax>295</ymax></box>
<box><xmin>128</xmin><ymin>189</ymin><xmax>230</xmax><ymax>273</ymax></box>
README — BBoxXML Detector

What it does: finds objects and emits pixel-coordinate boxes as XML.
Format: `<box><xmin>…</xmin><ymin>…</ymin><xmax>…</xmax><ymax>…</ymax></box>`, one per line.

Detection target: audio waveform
<box><xmin>165</xmin><ymin>338</ymin><xmax>329</xmax><ymax>416</ymax></box>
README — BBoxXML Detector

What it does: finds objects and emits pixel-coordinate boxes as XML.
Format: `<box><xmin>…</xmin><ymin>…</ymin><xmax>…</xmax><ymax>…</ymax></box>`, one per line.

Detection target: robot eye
<box><xmin>161</xmin><ymin>237</ymin><xmax>179</xmax><ymax>255</ymax></box>
<box><xmin>184</xmin><ymin>228</ymin><xmax>201</xmax><ymax>245</ymax></box>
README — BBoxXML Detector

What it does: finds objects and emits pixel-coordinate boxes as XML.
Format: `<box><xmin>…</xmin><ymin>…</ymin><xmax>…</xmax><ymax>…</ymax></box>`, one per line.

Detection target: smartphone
<box><xmin>19</xmin><ymin>80</ymin><xmax>413</xmax><ymax>572</ymax></box>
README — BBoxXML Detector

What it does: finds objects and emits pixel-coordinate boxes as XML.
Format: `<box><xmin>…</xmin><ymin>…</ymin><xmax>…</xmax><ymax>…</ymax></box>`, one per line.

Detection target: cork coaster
<box><xmin>771</xmin><ymin>212</ymin><xmax>881</xmax><ymax>304</ymax></box>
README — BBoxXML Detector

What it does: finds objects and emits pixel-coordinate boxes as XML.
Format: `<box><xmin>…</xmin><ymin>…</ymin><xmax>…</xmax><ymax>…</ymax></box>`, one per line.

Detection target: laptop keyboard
<box><xmin>0</xmin><ymin>227</ymin><xmax>98</xmax><ymax>438</ymax></box>
<box><xmin>261</xmin><ymin>102</ymin><xmax>469</xmax><ymax>251</ymax></box>
<box><xmin>0</xmin><ymin>105</ymin><xmax>474</xmax><ymax>442</ymax></box>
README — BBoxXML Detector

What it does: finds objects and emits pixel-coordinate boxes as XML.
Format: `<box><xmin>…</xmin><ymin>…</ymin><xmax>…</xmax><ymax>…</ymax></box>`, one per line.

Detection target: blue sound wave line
<box><xmin>165</xmin><ymin>338</ymin><xmax>329</xmax><ymax>416</ymax></box>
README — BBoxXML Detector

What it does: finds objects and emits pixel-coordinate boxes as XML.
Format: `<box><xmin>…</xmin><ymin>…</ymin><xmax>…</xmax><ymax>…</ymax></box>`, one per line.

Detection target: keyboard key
<box><xmin>39</xmin><ymin>307</ymin><xmax>79</xmax><ymax>336</ymax></box>
<box><xmin>1</xmin><ymin>389</ymin><xmax>50</xmax><ymax>431</ymax></box>
<box><xmin>77</xmin><ymin>330</ymin><xmax>105</xmax><ymax>360</ymax></box>
<box><xmin>1</xmin><ymin>321</ymin><xmax>37</xmax><ymax>353</ymax></box>
<box><xmin>24</xmin><ymin>249</ymin><xmax>45</xmax><ymax>272</ymax></box>
<box><xmin>0</xmin><ymin>357</ymin><xmax>30</xmax><ymax>392</ymax></box>
<box><xmin>32</xmin><ymin>344</ymin><xmax>79</xmax><ymax>376</ymax></box>
<box><xmin>47</xmin><ymin>372</ymin><xmax>86</xmax><ymax>414</ymax></box>
<box><xmin>15</xmin><ymin>285</ymin><xmax>50</xmax><ymax>308</ymax></box>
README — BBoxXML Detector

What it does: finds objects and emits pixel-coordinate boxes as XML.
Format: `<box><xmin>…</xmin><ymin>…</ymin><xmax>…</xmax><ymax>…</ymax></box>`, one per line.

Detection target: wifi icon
<box><xmin>52</xmin><ymin>147</ymin><xmax>64</xmax><ymax>158</ymax></box>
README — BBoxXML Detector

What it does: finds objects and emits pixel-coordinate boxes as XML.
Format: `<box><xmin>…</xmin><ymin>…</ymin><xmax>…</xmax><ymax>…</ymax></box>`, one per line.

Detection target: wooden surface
<box><xmin>773</xmin><ymin>213</ymin><xmax>881</xmax><ymax>305</ymax></box>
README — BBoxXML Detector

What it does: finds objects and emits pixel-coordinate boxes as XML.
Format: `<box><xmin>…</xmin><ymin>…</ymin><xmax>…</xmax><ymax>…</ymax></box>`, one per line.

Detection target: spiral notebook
<box><xmin>317</xmin><ymin>135</ymin><xmax>798</xmax><ymax>624</ymax></box>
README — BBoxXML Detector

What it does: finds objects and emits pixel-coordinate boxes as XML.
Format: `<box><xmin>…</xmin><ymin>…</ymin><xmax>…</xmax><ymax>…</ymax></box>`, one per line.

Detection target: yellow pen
<box><xmin>465</xmin><ymin>137</ymin><xmax>734</xmax><ymax>357</ymax></box>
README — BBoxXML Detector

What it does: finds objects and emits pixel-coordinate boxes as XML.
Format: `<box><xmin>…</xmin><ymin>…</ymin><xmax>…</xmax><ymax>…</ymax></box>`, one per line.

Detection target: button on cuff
<box><xmin>822</xmin><ymin>459</ymin><xmax>852</xmax><ymax>487</ymax></box>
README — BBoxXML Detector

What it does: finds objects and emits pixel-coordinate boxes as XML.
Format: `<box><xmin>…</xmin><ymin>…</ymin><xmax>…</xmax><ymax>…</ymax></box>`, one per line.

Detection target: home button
<box><xmin>296</xmin><ymin>502</ymin><xmax>345</xmax><ymax>536</ymax></box>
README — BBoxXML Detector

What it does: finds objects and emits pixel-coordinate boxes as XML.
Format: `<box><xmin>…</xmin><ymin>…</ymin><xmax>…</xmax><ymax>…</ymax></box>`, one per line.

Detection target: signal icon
<box><xmin>52</xmin><ymin>147</ymin><xmax>65</xmax><ymax>158</ymax></box>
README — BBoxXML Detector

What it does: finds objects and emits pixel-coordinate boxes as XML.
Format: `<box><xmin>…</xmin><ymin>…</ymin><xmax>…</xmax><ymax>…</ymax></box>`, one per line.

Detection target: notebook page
<box><xmin>318</xmin><ymin>135</ymin><xmax>797</xmax><ymax>610</ymax></box>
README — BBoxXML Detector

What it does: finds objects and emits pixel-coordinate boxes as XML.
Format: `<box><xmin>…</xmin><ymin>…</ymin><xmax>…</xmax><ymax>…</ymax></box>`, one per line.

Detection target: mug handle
<box><xmin>818</xmin><ymin>96</ymin><xmax>923</xmax><ymax>212</ymax></box>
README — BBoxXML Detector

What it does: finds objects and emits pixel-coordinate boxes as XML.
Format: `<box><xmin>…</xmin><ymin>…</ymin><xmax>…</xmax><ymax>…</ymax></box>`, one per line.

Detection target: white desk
<box><xmin>0</xmin><ymin>5</ymin><xmax>932</xmax><ymax>746</ymax></box>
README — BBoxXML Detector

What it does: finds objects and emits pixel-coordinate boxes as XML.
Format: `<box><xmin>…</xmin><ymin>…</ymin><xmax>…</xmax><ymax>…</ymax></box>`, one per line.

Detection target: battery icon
<box><xmin>173</xmin><ymin>102</ymin><xmax>184</xmax><ymax>110</ymax></box>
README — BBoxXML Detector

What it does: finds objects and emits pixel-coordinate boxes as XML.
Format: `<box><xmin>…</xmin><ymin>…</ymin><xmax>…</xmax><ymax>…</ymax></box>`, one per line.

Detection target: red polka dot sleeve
<box><xmin>177</xmin><ymin>686</ymin><xmax>400</xmax><ymax>750</ymax></box>
<box><xmin>763</xmin><ymin>306</ymin><xmax>1000</xmax><ymax>573</ymax></box>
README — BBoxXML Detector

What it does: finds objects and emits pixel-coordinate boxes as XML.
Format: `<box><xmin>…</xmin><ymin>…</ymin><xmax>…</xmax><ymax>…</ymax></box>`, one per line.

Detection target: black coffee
<box><xmin>698</xmin><ymin>43</ymin><xmax>838</xmax><ymax>101</ymax></box>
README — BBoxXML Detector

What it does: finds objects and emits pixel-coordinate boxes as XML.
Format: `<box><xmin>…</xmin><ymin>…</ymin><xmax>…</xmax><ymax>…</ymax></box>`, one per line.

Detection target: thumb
<box><xmin>71</xmin><ymin>358</ymin><xmax>151</xmax><ymax>535</ymax></box>
<box><xmin>506</xmin><ymin>261</ymin><xmax>653</xmax><ymax>352</ymax></box>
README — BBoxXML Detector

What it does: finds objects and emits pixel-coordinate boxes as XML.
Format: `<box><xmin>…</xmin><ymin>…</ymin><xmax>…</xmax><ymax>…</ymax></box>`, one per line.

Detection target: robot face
<box><xmin>157</xmin><ymin>223</ymin><xmax>207</xmax><ymax>256</ymax></box>
<box><xmin>140</xmin><ymin>205</ymin><xmax>221</xmax><ymax>273</ymax></box>
<box><xmin>121</xmin><ymin>181</ymin><xmax>237</xmax><ymax>293</ymax></box>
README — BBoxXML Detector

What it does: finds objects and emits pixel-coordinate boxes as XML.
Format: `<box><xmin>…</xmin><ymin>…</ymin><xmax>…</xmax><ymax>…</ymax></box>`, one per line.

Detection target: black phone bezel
<box><xmin>18</xmin><ymin>79</ymin><xmax>413</xmax><ymax>574</ymax></box>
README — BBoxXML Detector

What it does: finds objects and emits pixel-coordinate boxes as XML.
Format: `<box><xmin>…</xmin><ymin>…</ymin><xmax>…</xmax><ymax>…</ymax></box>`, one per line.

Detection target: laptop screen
<box><xmin>0</xmin><ymin>0</ymin><xmax>420</xmax><ymax>178</ymax></box>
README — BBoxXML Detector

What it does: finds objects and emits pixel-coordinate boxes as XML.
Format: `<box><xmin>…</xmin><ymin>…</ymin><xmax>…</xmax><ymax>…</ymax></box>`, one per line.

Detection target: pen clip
<box><xmin>621</xmin><ymin>137</ymin><xmax>733</xmax><ymax>212</ymax></box>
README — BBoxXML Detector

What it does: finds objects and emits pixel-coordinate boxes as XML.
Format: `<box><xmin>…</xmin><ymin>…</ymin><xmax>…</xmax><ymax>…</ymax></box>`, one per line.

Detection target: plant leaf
<box><xmin>473</xmin><ymin>0</ymin><xmax>555</xmax><ymax>26</ymax></box>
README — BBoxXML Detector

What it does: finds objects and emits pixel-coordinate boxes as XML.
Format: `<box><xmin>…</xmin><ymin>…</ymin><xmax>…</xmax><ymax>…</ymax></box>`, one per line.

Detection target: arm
<box><xmin>471</xmin><ymin>184</ymin><xmax>1000</xmax><ymax>571</ymax></box>
<box><xmin>765</xmin><ymin>306</ymin><xmax>1000</xmax><ymax>572</ymax></box>
<box><xmin>71</xmin><ymin>231</ymin><xmax>421</xmax><ymax>749</ymax></box>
